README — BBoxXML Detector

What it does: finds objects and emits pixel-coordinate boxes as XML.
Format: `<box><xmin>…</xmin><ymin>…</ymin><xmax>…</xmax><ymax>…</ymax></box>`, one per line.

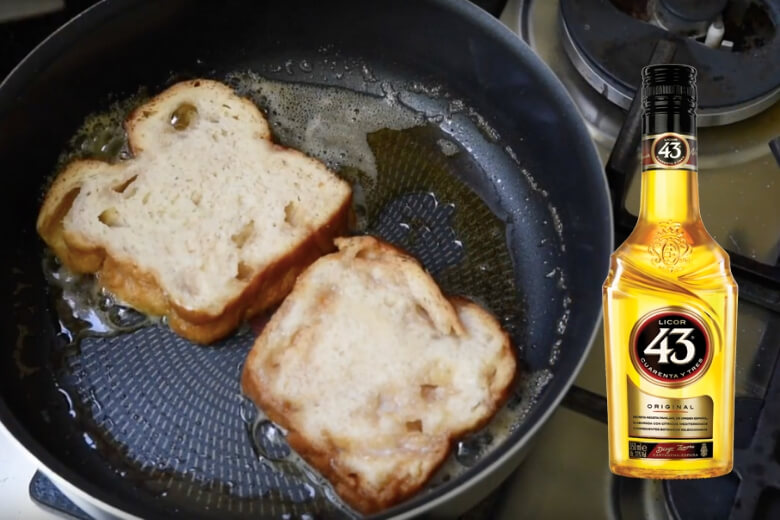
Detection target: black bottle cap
<box><xmin>641</xmin><ymin>64</ymin><xmax>697</xmax><ymax>114</ymax></box>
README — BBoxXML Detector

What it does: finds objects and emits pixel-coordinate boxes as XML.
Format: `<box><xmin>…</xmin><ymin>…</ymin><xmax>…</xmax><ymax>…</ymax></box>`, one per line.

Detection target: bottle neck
<box><xmin>639</xmin><ymin>111</ymin><xmax>701</xmax><ymax>223</ymax></box>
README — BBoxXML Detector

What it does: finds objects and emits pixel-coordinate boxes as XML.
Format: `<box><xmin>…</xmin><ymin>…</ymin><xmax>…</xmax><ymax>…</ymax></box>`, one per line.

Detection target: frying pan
<box><xmin>0</xmin><ymin>0</ymin><xmax>612</xmax><ymax>518</ymax></box>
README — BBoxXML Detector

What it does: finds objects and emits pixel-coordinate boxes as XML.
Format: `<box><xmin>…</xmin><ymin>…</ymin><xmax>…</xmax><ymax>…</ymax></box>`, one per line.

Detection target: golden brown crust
<box><xmin>36</xmin><ymin>79</ymin><xmax>352</xmax><ymax>344</ymax></box>
<box><xmin>241</xmin><ymin>237</ymin><xmax>516</xmax><ymax>513</ymax></box>
<box><xmin>37</xmin><ymin>160</ymin><xmax>106</xmax><ymax>273</ymax></box>
<box><xmin>39</xmin><ymin>183</ymin><xmax>350</xmax><ymax>344</ymax></box>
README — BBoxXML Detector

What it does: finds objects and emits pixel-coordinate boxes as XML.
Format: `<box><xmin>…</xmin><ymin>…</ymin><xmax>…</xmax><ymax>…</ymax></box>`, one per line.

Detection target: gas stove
<box><xmin>1</xmin><ymin>1</ymin><xmax>779</xmax><ymax>519</ymax></box>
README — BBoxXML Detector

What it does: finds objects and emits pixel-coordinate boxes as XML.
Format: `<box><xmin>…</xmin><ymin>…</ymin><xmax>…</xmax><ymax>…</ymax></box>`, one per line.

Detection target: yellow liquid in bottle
<box><xmin>603</xmin><ymin>166</ymin><xmax>738</xmax><ymax>478</ymax></box>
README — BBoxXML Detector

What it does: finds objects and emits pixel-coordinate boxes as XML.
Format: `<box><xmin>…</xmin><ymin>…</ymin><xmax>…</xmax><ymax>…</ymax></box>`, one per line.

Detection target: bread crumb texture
<box><xmin>242</xmin><ymin>236</ymin><xmax>516</xmax><ymax>513</ymax></box>
<box><xmin>37</xmin><ymin>79</ymin><xmax>351</xmax><ymax>343</ymax></box>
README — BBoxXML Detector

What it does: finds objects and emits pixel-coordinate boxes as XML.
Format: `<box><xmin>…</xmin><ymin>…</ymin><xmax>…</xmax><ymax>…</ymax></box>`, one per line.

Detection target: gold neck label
<box><xmin>642</xmin><ymin>132</ymin><xmax>697</xmax><ymax>171</ymax></box>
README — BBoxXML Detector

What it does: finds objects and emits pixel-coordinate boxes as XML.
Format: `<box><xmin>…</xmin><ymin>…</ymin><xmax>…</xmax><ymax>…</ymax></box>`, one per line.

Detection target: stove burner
<box><xmin>560</xmin><ymin>0</ymin><xmax>780</xmax><ymax>126</ymax></box>
<box><xmin>659</xmin><ymin>0</ymin><xmax>728</xmax><ymax>21</ymax></box>
<box><xmin>655</xmin><ymin>0</ymin><xmax>729</xmax><ymax>35</ymax></box>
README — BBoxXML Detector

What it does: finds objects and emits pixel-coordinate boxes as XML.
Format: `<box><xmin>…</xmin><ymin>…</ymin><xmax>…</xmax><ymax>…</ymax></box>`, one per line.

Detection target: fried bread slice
<box><xmin>241</xmin><ymin>236</ymin><xmax>516</xmax><ymax>513</ymax></box>
<box><xmin>37</xmin><ymin>79</ymin><xmax>352</xmax><ymax>343</ymax></box>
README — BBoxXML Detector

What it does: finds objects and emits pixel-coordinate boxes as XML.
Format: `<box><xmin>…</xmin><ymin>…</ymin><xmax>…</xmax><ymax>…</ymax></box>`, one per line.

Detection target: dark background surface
<box><xmin>0</xmin><ymin>0</ymin><xmax>99</xmax><ymax>79</ymax></box>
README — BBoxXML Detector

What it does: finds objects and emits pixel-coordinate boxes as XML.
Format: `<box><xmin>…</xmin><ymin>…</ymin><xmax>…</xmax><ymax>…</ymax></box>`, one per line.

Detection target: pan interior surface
<box><xmin>37</xmin><ymin>66</ymin><xmax>562</xmax><ymax>519</ymax></box>
<box><xmin>0</xmin><ymin>1</ymin><xmax>611</xmax><ymax>519</ymax></box>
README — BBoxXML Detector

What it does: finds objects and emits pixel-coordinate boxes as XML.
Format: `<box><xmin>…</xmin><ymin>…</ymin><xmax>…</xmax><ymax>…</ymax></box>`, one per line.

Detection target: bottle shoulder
<box><xmin>606</xmin><ymin>220</ymin><xmax>736</xmax><ymax>290</ymax></box>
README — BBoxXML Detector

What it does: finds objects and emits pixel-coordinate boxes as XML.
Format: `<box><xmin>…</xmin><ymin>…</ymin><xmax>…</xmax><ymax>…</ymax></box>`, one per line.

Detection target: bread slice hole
<box><xmin>98</xmin><ymin>208</ymin><xmax>121</xmax><ymax>227</ymax></box>
<box><xmin>405</xmin><ymin>420</ymin><xmax>423</xmax><ymax>433</ymax></box>
<box><xmin>231</xmin><ymin>220</ymin><xmax>254</xmax><ymax>248</ymax></box>
<box><xmin>170</xmin><ymin>102</ymin><xmax>198</xmax><ymax>130</ymax></box>
<box><xmin>283</xmin><ymin>202</ymin><xmax>304</xmax><ymax>227</ymax></box>
<box><xmin>414</xmin><ymin>303</ymin><xmax>435</xmax><ymax>328</ymax></box>
<box><xmin>112</xmin><ymin>175</ymin><xmax>138</xmax><ymax>194</ymax></box>
<box><xmin>420</xmin><ymin>384</ymin><xmax>438</xmax><ymax>401</ymax></box>
<box><xmin>236</xmin><ymin>260</ymin><xmax>253</xmax><ymax>281</ymax></box>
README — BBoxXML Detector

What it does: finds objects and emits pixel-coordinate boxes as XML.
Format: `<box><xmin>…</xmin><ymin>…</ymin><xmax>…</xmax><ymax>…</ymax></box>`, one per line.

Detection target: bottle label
<box><xmin>642</xmin><ymin>132</ymin><xmax>697</xmax><ymax>171</ymax></box>
<box><xmin>627</xmin><ymin>378</ymin><xmax>713</xmax><ymax>439</ymax></box>
<box><xmin>629</xmin><ymin>441</ymin><xmax>713</xmax><ymax>459</ymax></box>
<box><xmin>626</xmin><ymin>307</ymin><xmax>714</xmax><ymax>460</ymax></box>
<box><xmin>630</xmin><ymin>308</ymin><xmax>712</xmax><ymax>386</ymax></box>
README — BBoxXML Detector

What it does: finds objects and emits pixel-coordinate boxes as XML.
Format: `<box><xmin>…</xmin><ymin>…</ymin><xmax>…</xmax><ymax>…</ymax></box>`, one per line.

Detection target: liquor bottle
<box><xmin>603</xmin><ymin>64</ymin><xmax>737</xmax><ymax>478</ymax></box>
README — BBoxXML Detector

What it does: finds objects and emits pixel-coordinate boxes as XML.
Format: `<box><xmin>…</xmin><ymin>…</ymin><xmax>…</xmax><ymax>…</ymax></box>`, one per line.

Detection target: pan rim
<box><xmin>0</xmin><ymin>420</ymin><xmax>144</xmax><ymax>520</ymax></box>
<box><xmin>0</xmin><ymin>0</ymin><xmax>613</xmax><ymax>518</ymax></box>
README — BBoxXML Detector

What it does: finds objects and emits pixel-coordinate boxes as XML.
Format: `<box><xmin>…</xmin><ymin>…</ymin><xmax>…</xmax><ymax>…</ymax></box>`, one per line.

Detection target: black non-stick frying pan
<box><xmin>0</xmin><ymin>1</ymin><xmax>612</xmax><ymax>518</ymax></box>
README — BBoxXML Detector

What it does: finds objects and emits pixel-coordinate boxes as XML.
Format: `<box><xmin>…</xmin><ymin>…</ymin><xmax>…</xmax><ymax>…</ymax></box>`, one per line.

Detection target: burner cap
<box><xmin>560</xmin><ymin>0</ymin><xmax>780</xmax><ymax>125</ymax></box>
<box><xmin>659</xmin><ymin>0</ymin><xmax>728</xmax><ymax>23</ymax></box>
<box><xmin>656</xmin><ymin>0</ymin><xmax>729</xmax><ymax>35</ymax></box>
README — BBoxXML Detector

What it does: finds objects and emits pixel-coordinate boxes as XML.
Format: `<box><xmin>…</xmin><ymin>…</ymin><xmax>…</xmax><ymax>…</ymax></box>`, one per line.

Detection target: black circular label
<box><xmin>651</xmin><ymin>133</ymin><xmax>690</xmax><ymax>167</ymax></box>
<box><xmin>631</xmin><ymin>309</ymin><xmax>711</xmax><ymax>386</ymax></box>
